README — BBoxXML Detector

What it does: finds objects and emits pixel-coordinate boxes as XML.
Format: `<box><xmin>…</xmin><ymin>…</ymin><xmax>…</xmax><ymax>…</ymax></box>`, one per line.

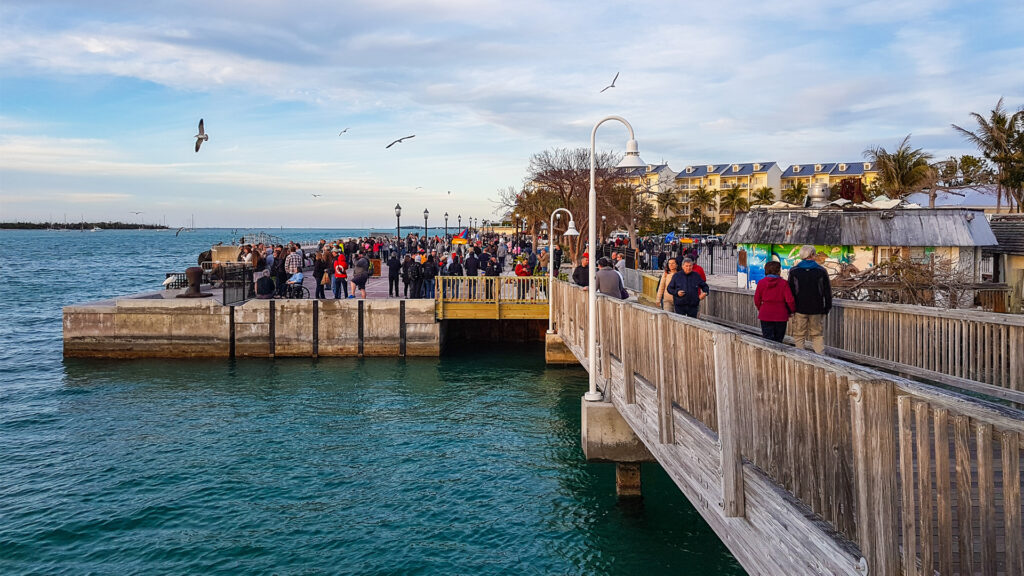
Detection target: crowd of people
<box><xmin>226</xmin><ymin>233</ymin><xmax>561</xmax><ymax>301</ymax></box>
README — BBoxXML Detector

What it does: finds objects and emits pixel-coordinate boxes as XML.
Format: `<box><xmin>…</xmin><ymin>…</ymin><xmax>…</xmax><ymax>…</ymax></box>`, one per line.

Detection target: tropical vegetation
<box><xmin>863</xmin><ymin>134</ymin><xmax>935</xmax><ymax>198</ymax></box>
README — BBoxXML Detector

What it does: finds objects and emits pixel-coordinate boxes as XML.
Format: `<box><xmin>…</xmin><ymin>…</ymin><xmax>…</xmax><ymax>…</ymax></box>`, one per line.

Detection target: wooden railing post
<box><xmin>599</xmin><ymin>298</ymin><xmax>612</xmax><ymax>390</ymax></box>
<box><xmin>713</xmin><ymin>331</ymin><xmax>744</xmax><ymax>517</ymax></box>
<box><xmin>619</xmin><ymin>302</ymin><xmax>635</xmax><ymax>404</ymax></box>
<box><xmin>849</xmin><ymin>379</ymin><xmax>900</xmax><ymax>575</ymax></box>
<box><xmin>655</xmin><ymin>313</ymin><xmax>675</xmax><ymax>444</ymax></box>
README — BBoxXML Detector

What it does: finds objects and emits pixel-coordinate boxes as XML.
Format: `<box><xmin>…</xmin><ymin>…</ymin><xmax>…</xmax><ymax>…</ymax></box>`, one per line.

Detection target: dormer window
<box><xmin>686</xmin><ymin>166</ymin><xmax>694</xmax><ymax>173</ymax></box>
<box><xmin>815</xmin><ymin>164</ymin><xmax>823</xmax><ymax>172</ymax></box>
<box><xmin>707</xmin><ymin>165</ymin><xmax>715</xmax><ymax>171</ymax></box>
<box><xmin>839</xmin><ymin>163</ymin><xmax>847</xmax><ymax>171</ymax></box>
<box><xmin>732</xmin><ymin>164</ymin><xmax>740</xmax><ymax>172</ymax></box>
<box><xmin>864</xmin><ymin>162</ymin><xmax>872</xmax><ymax>170</ymax></box>
<box><xmin>793</xmin><ymin>166</ymin><xmax>801</xmax><ymax>173</ymax></box>
<box><xmin>753</xmin><ymin>163</ymin><xmax>761</xmax><ymax>171</ymax></box>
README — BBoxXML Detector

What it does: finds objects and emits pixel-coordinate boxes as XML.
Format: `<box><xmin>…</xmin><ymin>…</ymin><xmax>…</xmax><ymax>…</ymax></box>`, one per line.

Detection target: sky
<box><xmin>1</xmin><ymin>0</ymin><xmax>1022</xmax><ymax>229</ymax></box>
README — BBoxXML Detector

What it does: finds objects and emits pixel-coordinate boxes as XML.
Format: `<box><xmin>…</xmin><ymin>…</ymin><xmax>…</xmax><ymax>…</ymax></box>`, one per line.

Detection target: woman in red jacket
<box><xmin>754</xmin><ymin>261</ymin><xmax>795</xmax><ymax>343</ymax></box>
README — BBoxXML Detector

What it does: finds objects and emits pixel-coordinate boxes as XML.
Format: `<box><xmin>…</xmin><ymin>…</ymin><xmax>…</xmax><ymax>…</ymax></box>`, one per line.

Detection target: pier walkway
<box><xmin>550</xmin><ymin>279</ymin><xmax>1023</xmax><ymax>576</ymax></box>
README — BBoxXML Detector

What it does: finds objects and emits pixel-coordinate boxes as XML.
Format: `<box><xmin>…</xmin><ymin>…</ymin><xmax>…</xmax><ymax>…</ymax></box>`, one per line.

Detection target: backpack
<box><xmin>410</xmin><ymin>261</ymin><xmax>423</xmax><ymax>280</ymax></box>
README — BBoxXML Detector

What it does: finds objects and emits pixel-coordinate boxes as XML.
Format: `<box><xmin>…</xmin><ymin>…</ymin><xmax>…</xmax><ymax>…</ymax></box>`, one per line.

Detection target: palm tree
<box><xmin>952</xmin><ymin>97</ymin><xmax>1024</xmax><ymax>211</ymax></box>
<box><xmin>688</xmin><ymin>184</ymin><xmax>716</xmax><ymax>232</ymax></box>
<box><xmin>863</xmin><ymin>134</ymin><xmax>935</xmax><ymax>198</ymax></box>
<box><xmin>655</xmin><ymin>187</ymin><xmax>683</xmax><ymax>220</ymax></box>
<box><xmin>752</xmin><ymin>186</ymin><xmax>775</xmax><ymax>205</ymax></box>
<box><xmin>719</xmin><ymin>184</ymin><xmax>749</xmax><ymax>220</ymax></box>
<box><xmin>782</xmin><ymin>181</ymin><xmax>808</xmax><ymax>205</ymax></box>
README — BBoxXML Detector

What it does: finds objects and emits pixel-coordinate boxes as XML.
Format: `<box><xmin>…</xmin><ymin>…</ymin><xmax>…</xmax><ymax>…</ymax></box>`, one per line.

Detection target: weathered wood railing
<box><xmin>552</xmin><ymin>279</ymin><xmax>1024</xmax><ymax>576</ymax></box>
<box><xmin>655</xmin><ymin>281</ymin><xmax>1024</xmax><ymax>405</ymax></box>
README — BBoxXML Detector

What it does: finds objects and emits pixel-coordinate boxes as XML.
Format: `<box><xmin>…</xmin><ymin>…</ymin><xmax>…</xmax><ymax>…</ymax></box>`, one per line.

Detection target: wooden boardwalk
<box><xmin>551</xmin><ymin>280</ymin><xmax>1024</xmax><ymax>576</ymax></box>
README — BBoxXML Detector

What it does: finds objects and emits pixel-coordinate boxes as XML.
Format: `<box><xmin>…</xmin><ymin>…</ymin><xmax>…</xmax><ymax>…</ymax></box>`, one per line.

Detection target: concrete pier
<box><xmin>63</xmin><ymin>291</ymin><xmax>441</xmax><ymax>358</ymax></box>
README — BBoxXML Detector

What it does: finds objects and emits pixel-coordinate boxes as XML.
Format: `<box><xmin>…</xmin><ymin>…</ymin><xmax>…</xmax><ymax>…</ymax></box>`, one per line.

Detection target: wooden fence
<box><xmin>686</xmin><ymin>284</ymin><xmax>1024</xmax><ymax>405</ymax></box>
<box><xmin>552</xmin><ymin>279</ymin><xmax>1024</xmax><ymax>576</ymax></box>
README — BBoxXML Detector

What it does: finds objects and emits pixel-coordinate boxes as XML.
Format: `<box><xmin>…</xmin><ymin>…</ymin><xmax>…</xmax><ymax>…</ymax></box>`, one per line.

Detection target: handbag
<box><xmin>321</xmin><ymin>271</ymin><xmax>330</xmax><ymax>285</ymax></box>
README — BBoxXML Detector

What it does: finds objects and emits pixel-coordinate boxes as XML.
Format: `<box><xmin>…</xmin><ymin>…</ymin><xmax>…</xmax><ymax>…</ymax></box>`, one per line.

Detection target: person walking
<box><xmin>421</xmin><ymin>254</ymin><xmax>438</xmax><ymax>299</ymax></box>
<box><xmin>401</xmin><ymin>254</ymin><xmax>414</xmax><ymax>297</ymax></box>
<box><xmin>313</xmin><ymin>250</ymin><xmax>329</xmax><ymax>299</ymax></box>
<box><xmin>496</xmin><ymin>241</ymin><xmax>508</xmax><ymax>271</ymax></box>
<box><xmin>594</xmin><ymin>257</ymin><xmax>627</xmax><ymax>300</ymax></box>
<box><xmin>483</xmin><ymin>253</ymin><xmax>501</xmax><ymax>300</ymax></box>
<box><xmin>667</xmin><ymin>257</ymin><xmax>709</xmax><ymax>318</ymax></box>
<box><xmin>387</xmin><ymin>251</ymin><xmax>402</xmax><ymax>297</ymax></box>
<box><xmin>754</xmin><ymin>261</ymin><xmax>795</xmax><ymax>343</ymax></box>
<box><xmin>332</xmin><ymin>251</ymin><xmax>349</xmax><ymax>299</ymax></box>
<box><xmin>656</xmin><ymin>258</ymin><xmax>679</xmax><ymax>312</ymax></box>
<box><xmin>350</xmin><ymin>251</ymin><xmax>370</xmax><ymax>299</ymax></box>
<box><xmin>787</xmin><ymin>245</ymin><xmax>833</xmax><ymax>354</ymax></box>
<box><xmin>572</xmin><ymin>255</ymin><xmax>589</xmax><ymax>287</ymax></box>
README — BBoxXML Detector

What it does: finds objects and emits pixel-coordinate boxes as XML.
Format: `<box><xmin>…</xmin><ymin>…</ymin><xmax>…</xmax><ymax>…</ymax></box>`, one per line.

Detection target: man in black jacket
<box><xmin>572</xmin><ymin>255</ymin><xmax>589</xmax><ymax>287</ymax></box>
<box><xmin>667</xmin><ymin>258</ymin><xmax>709</xmax><ymax>318</ymax></box>
<box><xmin>387</xmin><ymin>252</ymin><xmax>402</xmax><ymax>297</ymax></box>
<box><xmin>787</xmin><ymin>245</ymin><xmax>833</xmax><ymax>354</ymax></box>
<box><xmin>464</xmin><ymin>251</ymin><xmax>480</xmax><ymax>299</ymax></box>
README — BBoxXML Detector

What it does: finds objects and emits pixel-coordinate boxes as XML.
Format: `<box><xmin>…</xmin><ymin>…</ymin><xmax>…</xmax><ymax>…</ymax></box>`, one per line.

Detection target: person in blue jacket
<box><xmin>667</xmin><ymin>257</ymin><xmax>710</xmax><ymax>318</ymax></box>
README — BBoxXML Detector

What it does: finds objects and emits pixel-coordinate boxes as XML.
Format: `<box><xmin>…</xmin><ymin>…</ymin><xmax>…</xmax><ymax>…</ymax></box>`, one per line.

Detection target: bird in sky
<box><xmin>175</xmin><ymin>227</ymin><xmax>185</xmax><ymax>237</ymax></box>
<box><xmin>600</xmin><ymin>72</ymin><xmax>619</xmax><ymax>93</ymax></box>
<box><xmin>194</xmin><ymin>119</ymin><xmax>208</xmax><ymax>152</ymax></box>
<box><xmin>130</xmin><ymin>211</ymin><xmax>143</xmax><ymax>215</ymax></box>
<box><xmin>311</xmin><ymin>194</ymin><xmax>322</xmax><ymax>197</ymax></box>
<box><xmin>415</xmin><ymin>186</ymin><xmax>423</xmax><ymax>190</ymax></box>
<box><xmin>447</xmin><ymin>190</ymin><xmax>452</xmax><ymax>195</ymax></box>
<box><xmin>338</xmin><ymin>128</ymin><xmax>349</xmax><ymax>135</ymax></box>
<box><xmin>386</xmin><ymin>135</ymin><xmax>415</xmax><ymax>149</ymax></box>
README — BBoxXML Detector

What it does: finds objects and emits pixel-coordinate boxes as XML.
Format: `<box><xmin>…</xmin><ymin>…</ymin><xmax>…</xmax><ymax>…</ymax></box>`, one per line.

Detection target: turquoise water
<box><xmin>0</xmin><ymin>229</ymin><xmax>742</xmax><ymax>575</ymax></box>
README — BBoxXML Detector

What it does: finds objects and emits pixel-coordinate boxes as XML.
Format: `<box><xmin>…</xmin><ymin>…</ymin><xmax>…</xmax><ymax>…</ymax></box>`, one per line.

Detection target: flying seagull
<box><xmin>447</xmin><ymin>190</ymin><xmax>452</xmax><ymax>195</ymax></box>
<box><xmin>130</xmin><ymin>211</ymin><xmax>144</xmax><ymax>215</ymax></box>
<box><xmin>194</xmin><ymin>119</ymin><xmax>208</xmax><ymax>152</ymax></box>
<box><xmin>175</xmin><ymin>227</ymin><xmax>185</xmax><ymax>237</ymax></box>
<box><xmin>311</xmin><ymin>194</ymin><xmax>322</xmax><ymax>197</ymax></box>
<box><xmin>386</xmin><ymin>135</ymin><xmax>415</xmax><ymax>149</ymax></box>
<box><xmin>600</xmin><ymin>72</ymin><xmax>619</xmax><ymax>93</ymax></box>
<box><xmin>339</xmin><ymin>128</ymin><xmax>349</xmax><ymax>135</ymax></box>
<box><xmin>415</xmin><ymin>186</ymin><xmax>423</xmax><ymax>190</ymax></box>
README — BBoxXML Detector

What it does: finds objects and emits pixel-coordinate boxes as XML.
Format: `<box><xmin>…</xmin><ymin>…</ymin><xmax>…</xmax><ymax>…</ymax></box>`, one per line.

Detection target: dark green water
<box><xmin>0</xmin><ymin>229</ymin><xmax>742</xmax><ymax>575</ymax></box>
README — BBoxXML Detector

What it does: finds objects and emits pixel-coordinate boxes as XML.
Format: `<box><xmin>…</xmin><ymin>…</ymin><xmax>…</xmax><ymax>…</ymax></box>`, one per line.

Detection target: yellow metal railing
<box><xmin>434</xmin><ymin>276</ymin><xmax>549</xmax><ymax>319</ymax></box>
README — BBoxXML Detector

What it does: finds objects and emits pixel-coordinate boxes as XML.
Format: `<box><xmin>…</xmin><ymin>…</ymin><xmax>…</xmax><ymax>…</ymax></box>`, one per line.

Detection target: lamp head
<box><xmin>444</xmin><ymin>212</ymin><xmax>448</xmax><ymax>219</ymax></box>
<box><xmin>564</xmin><ymin>220</ymin><xmax>580</xmax><ymax>236</ymax></box>
<box><xmin>616</xmin><ymin>138</ymin><xmax>645</xmax><ymax>168</ymax></box>
<box><xmin>395</xmin><ymin>203</ymin><xmax>402</xmax><ymax>217</ymax></box>
<box><xmin>424</xmin><ymin>208</ymin><xmax>429</xmax><ymax>217</ymax></box>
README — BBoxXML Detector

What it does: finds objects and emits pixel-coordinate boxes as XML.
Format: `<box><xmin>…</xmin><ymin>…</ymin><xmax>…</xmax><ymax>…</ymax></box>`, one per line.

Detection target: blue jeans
<box><xmin>423</xmin><ymin>279</ymin><xmax>435</xmax><ymax>298</ymax></box>
<box><xmin>332</xmin><ymin>276</ymin><xmax>348</xmax><ymax>298</ymax></box>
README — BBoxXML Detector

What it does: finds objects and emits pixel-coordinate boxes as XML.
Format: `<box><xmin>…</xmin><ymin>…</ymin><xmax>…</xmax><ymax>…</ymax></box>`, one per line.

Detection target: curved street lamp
<box><xmin>548</xmin><ymin>208</ymin><xmax>579</xmax><ymax>334</ymax></box>
<box><xmin>586</xmin><ymin>115</ymin><xmax>644</xmax><ymax>402</ymax></box>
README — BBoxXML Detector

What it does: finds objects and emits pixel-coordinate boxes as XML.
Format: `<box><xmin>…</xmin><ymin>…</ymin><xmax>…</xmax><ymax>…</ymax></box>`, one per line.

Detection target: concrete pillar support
<box><xmin>545</xmin><ymin>332</ymin><xmax>577</xmax><ymax>365</ymax></box>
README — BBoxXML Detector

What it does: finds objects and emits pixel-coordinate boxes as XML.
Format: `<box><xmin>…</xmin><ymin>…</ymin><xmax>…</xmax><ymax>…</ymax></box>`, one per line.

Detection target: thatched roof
<box><xmin>724</xmin><ymin>208</ymin><xmax>997</xmax><ymax>247</ymax></box>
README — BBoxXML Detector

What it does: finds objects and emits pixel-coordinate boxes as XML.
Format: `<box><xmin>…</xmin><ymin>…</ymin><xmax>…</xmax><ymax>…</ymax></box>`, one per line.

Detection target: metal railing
<box><xmin>221</xmin><ymin>263</ymin><xmax>253</xmax><ymax>305</ymax></box>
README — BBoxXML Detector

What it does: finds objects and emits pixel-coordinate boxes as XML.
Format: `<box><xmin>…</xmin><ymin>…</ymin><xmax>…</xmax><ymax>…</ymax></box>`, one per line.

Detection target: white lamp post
<box><xmin>547</xmin><ymin>208</ymin><xmax>579</xmax><ymax>334</ymax></box>
<box><xmin>587</xmin><ymin>115</ymin><xmax>644</xmax><ymax>402</ymax></box>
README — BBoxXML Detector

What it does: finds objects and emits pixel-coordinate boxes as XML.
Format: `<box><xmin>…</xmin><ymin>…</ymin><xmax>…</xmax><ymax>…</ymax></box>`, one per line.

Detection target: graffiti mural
<box><xmin>738</xmin><ymin>243</ymin><xmax>853</xmax><ymax>288</ymax></box>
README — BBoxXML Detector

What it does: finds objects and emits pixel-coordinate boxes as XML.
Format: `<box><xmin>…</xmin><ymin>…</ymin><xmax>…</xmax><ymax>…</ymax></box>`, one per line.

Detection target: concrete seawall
<box><xmin>63</xmin><ymin>295</ymin><xmax>441</xmax><ymax>358</ymax></box>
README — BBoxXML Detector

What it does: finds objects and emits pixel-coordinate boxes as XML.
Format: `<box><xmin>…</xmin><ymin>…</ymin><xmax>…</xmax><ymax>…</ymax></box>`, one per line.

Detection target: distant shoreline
<box><xmin>0</xmin><ymin>222</ymin><xmax>170</xmax><ymax>230</ymax></box>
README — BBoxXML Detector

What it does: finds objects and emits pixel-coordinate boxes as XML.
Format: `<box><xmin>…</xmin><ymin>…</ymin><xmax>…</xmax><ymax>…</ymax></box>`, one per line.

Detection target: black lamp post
<box><xmin>444</xmin><ymin>212</ymin><xmax>449</xmax><ymax>246</ymax></box>
<box><xmin>423</xmin><ymin>208</ymin><xmax>429</xmax><ymax>240</ymax></box>
<box><xmin>395</xmin><ymin>203</ymin><xmax>401</xmax><ymax>240</ymax></box>
<box><xmin>458</xmin><ymin>214</ymin><xmax>462</xmax><ymax>231</ymax></box>
<box><xmin>513</xmin><ymin>213</ymin><xmax>519</xmax><ymax>248</ymax></box>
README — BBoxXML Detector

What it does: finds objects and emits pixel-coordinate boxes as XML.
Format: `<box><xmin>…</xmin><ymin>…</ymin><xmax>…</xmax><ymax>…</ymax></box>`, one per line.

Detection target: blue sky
<box><xmin>1</xmin><ymin>0</ymin><xmax>1022</xmax><ymax>228</ymax></box>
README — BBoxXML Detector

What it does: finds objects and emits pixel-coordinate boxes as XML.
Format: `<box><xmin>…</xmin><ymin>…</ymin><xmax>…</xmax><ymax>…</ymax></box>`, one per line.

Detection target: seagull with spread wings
<box><xmin>600</xmin><ymin>72</ymin><xmax>619</xmax><ymax>93</ymax></box>
<box><xmin>311</xmin><ymin>194</ymin><xmax>322</xmax><ymax>198</ymax></box>
<box><xmin>194</xmin><ymin>119</ymin><xmax>208</xmax><ymax>152</ymax></box>
<box><xmin>386</xmin><ymin>135</ymin><xmax>415</xmax><ymax>149</ymax></box>
<box><xmin>339</xmin><ymin>128</ymin><xmax>349</xmax><ymax>135</ymax></box>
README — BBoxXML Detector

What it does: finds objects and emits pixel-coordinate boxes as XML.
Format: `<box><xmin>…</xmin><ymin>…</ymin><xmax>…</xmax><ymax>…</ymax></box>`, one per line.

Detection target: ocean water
<box><xmin>0</xmin><ymin>229</ymin><xmax>742</xmax><ymax>575</ymax></box>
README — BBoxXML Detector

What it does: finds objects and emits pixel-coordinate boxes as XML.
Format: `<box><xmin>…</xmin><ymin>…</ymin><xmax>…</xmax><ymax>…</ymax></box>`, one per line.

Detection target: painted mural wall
<box><xmin>737</xmin><ymin>243</ymin><xmax>945</xmax><ymax>288</ymax></box>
